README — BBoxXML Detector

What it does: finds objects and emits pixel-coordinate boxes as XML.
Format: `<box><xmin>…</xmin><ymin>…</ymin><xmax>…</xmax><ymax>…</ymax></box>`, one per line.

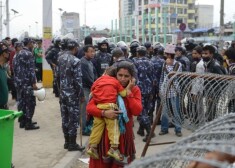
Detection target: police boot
<box><xmin>19</xmin><ymin>116</ymin><xmax>26</xmax><ymax>128</ymax></box>
<box><xmin>68</xmin><ymin>136</ymin><xmax>85</xmax><ymax>151</ymax></box>
<box><xmin>143</xmin><ymin>124</ymin><xmax>155</xmax><ymax>142</ymax></box>
<box><xmin>137</xmin><ymin>126</ymin><xmax>145</xmax><ymax>137</ymax></box>
<box><xmin>64</xmin><ymin>135</ymin><xmax>69</xmax><ymax>149</ymax></box>
<box><xmin>25</xmin><ymin>119</ymin><xmax>40</xmax><ymax>130</ymax></box>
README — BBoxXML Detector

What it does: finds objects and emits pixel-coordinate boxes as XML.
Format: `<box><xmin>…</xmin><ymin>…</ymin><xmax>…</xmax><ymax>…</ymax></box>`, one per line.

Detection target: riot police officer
<box><xmin>45</xmin><ymin>38</ymin><xmax>61</xmax><ymax>97</ymax></box>
<box><xmin>134</xmin><ymin>46</ymin><xmax>155</xmax><ymax>142</ymax></box>
<box><xmin>56</xmin><ymin>39</ymin><xmax>85</xmax><ymax>151</ymax></box>
<box><xmin>13</xmin><ymin>38</ymin><xmax>40</xmax><ymax>130</ymax></box>
<box><xmin>92</xmin><ymin>39</ymin><xmax>112</xmax><ymax>77</ymax></box>
<box><xmin>148</xmin><ymin>44</ymin><xmax>165</xmax><ymax>124</ymax></box>
<box><xmin>129</xmin><ymin>40</ymin><xmax>140</xmax><ymax>61</ymax></box>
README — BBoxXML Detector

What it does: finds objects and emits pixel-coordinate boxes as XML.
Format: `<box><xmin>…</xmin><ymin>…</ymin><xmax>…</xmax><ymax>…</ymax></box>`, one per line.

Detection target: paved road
<box><xmin>8</xmin><ymin>88</ymin><xmax>192</xmax><ymax>168</ymax></box>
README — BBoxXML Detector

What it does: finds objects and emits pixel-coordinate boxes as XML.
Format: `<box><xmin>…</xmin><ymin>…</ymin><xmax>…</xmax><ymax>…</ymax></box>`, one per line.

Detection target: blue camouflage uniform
<box><xmin>45</xmin><ymin>45</ymin><xmax>61</xmax><ymax>96</ymax></box>
<box><xmin>149</xmin><ymin>55</ymin><xmax>165</xmax><ymax>123</ymax></box>
<box><xmin>56</xmin><ymin>50</ymin><xmax>82</xmax><ymax>137</ymax></box>
<box><xmin>134</xmin><ymin>57</ymin><xmax>155</xmax><ymax>128</ymax></box>
<box><xmin>13</xmin><ymin>47</ymin><xmax>37</xmax><ymax>125</ymax></box>
<box><xmin>91</xmin><ymin>51</ymin><xmax>112</xmax><ymax>77</ymax></box>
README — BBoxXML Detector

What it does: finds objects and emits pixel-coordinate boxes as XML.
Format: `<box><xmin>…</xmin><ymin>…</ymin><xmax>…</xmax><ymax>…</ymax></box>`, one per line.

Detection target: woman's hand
<box><xmin>103</xmin><ymin>109</ymin><xmax>122</xmax><ymax>119</ymax></box>
<box><xmin>126</xmin><ymin>77</ymin><xmax>136</xmax><ymax>95</ymax></box>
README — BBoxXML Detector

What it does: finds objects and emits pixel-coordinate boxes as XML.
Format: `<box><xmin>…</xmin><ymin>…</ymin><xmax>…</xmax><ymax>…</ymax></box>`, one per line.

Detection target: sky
<box><xmin>2</xmin><ymin>0</ymin><xmax>234</xmax><ymax>38</ymax></box>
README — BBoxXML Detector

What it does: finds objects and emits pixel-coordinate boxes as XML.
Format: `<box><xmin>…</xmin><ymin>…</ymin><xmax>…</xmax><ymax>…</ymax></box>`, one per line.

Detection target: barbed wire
<box><xmin>161</xmin><ymin>72</ymin><xmax>235</xmax><ymax>131</ymax></box>
<box><xmin>127</xmin><ymin>113</ymin><xmax>235</xmax><ymax>168</ymax></box>
<box><xmin>127</xmin><ymin>72</ymin><xmax>235</xmax><ymax>168</ymax></box>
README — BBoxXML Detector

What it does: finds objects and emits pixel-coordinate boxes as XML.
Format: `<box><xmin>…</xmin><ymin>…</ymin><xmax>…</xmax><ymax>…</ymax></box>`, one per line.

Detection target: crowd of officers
<box><xmin>1</xmin><ymin>35</ymin><xmax>235</xmax><ymax>153</ymax></box>
<box><xmin>45</xmin><ymin>36</ymin><xmax>235</xmax><ymax>143</ymax></box>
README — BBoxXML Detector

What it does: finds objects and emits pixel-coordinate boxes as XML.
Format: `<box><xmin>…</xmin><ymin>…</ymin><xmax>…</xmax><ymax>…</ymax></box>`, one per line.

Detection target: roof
<box><xmin>172</xmin><ymin>28</ymin><xmax>192</xmax><ymax>33</ymax></box>
<box><xmin>191</xmin><ymin>28</ymin><xmax>208</xmax><ymax>33</ymax></box>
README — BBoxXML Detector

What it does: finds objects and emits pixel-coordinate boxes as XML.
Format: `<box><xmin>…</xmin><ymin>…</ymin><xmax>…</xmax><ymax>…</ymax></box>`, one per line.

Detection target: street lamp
<box><xmin>11</xmin><ymin>9</ymin><xmax>19</xmax><ymax>14</ymax></box>
<box><xmin>4</xmin><ymin>5</ymin><xmax>21</xmax><ymax>37</ymax></box>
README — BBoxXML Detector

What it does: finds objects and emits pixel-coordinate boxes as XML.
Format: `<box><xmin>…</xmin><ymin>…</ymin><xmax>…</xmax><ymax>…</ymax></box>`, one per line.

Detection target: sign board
<box><xmin>179</xmin><ymin>23</ymin><xmax>186</xmax><ymax>32</ymax></box>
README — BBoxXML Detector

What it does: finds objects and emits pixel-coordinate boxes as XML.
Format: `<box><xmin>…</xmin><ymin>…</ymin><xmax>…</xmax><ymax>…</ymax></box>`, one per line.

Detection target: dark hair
<box><xmin>165</xmin><ymin>53</ymin><xmax>175</xmax><ymax>59</ymax></box>
<box><xmin>203</xmin><ymin>45</ymin><xmax>215</xmax><ymax>54</ymax></box>
<box><xmin>116</xmin><ymin>61</ymin><xmax>136</xmax><ymax>77</ymax></box>
<box><xmin>105</xmin><ymin>66</ymin><xmax>117</xmax><ymax>77</ymax></box>
<box><xmin>84</xmin><ymin>36</ymin><xmax>93</xmax><ymax>45</ymax></box>
<box><xmin>225</xmin><ymin>48</ymin><xmax>235</xmax><ymax>60</ymax></box>
<box><xmin>11</xmin><ymin>38</ymin><xmax>18</xmax><ymax>46</ymax></box>
<box><xmin>111</xmin><ymin>47</ymin><xmax>124</xmax><ymax>58</ymax></box>
<box><xmin>175</xmin><ymin>46</ymin><xmax>184</xmax><ymax>52</ymax></box>
<box><xmin>83</xmin><ymin>44</ymin><xmax>94</xmax><ymax>52</ymax></box>
<box><xmin>193</xmin><ymin>46</ymin><xmax>203</xmax><ymax>54</ymax></box>
<box><xmin>5</xmin><ymin>37</ymin><xmax>10</xmax><ymax>40</ymax></box>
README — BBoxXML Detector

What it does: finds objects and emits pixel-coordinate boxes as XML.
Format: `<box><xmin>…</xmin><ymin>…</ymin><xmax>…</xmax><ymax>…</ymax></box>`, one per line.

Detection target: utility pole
<box><xmin>6</xmin><ymin>0</ymin><xmax>9</xmax><ymax>36</ymax></box>
<box><xmin>220</xmin><ymin>0</ymin><xmax>224</xmax><ymax>26</ymax></box>
<box><xmin>219</xmin><ymin>0</ymin><xmax>224</xmax><ymax>52</ymax></box>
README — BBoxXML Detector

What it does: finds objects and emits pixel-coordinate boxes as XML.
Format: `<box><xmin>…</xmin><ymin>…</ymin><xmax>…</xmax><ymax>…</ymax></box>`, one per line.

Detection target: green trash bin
<box><xmin>0</xmin><ymin>109</ymin><xmax>22</xmax><ymax>168</ymax></box>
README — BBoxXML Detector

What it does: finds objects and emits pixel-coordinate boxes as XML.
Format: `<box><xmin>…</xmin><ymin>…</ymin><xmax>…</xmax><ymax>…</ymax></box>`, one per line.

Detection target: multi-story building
<box><xmin>195</xmin><ymin>5</ymin><xmax>214</xmax><ymax>28</ymax></box>
<box><xmin>61</xmin><ymin>12</ymin><xmax>80</xmax><ymax>40</ymax></box>
<box><xmin>119</xmin><ymin>0</ymin><xmax>196</xmax><ymax>43</ymax></box>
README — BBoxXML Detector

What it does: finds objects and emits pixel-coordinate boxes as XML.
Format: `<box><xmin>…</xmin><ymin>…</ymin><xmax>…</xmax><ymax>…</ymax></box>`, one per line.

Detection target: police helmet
<box><xmin>185</xmin><ymin>38</ymin><xmax>197</xmax><ymax>51</ymax></box>
<box><xmin>67</xmin><ymin>39</ymin><xmax>79</xmax><ymax>50</ymax></box>
<box><xmin>117</xmin><ymin>41</ymin><xmax>126</xmax><ymax>48</ymax></box>
<box><xmin>54</xmin><ymin>37</ymin><xmax>61</xmax><ymax>45</ymax></box>
<box><xmin>22</xmin><ymin>37</ymin><xmax>35</xmax><ymax>46</ymax></box>
<box><xmin>109</xmin><ymin>42</ymin><xmax>116</xmax><ymax>52</ymax></box>
<box><xmin>144</xmin><ymin>41</ymin><xmax>152</xmax><ymax>49</ymax></box>
<box><xmin>153</xmin><ymin>43</ymin><xmax>164</xmax><ymax>55</ymax></box>
<box><xmin>130</xmin><ymin>40</ymin><xmax>140</xmax><ymax>54</ymax></box>
<box><xmin>97</xmin><ymin>38</ymin><xmax>109</xmax><ymax>50</ymax></box>
<box><xmin>61</xmin><ymin>38</ymin><xmax>70</xmax><ymax>50</ymax></box>
<box><xmin>136</xmin><ymin>46</ymin><xmax>147</xmax><ymax>56</ymax></box>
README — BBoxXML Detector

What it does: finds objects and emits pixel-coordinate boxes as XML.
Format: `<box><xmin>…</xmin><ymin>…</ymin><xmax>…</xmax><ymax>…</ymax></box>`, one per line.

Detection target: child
<box><xmin>87</xmin><ymin>66</ymin><xmax>132</xmax><ymax>161</ymax></box>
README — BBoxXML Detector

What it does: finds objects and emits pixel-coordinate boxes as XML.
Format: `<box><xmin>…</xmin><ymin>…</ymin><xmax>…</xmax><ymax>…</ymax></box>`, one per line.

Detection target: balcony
<box><xmin>187</xmin><ymin>19</ymin><xmax>195</xmax><ymax>23</ymax></box>
<box><xmin>187</xmin><ymin>9</ymin><xmax>195</xmax><ymax>14</ymax></box>
<box><xmin>187</xmin><ymin>0</ymin><xmax>195</xmax><ymax>4</ymax></box>
<box><xmin>178</xmin><ymin>14</ymin><xmax>188</xmax><ymax>18</ymax></box>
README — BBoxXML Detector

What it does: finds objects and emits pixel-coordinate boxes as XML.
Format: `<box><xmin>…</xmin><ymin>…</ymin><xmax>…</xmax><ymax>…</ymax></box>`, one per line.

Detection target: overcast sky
<box><xmin>3</xmin><ymin>0</ymin><xmax>234</xmax><ymax>38</ymax></box>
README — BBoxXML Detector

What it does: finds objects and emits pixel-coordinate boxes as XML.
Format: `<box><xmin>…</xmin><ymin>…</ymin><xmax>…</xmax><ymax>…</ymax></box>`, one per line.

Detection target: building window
<box><xmin>177</xmin><ymin>18</ymin><xmax>183</xmax><ymax>24</ymax></box>
<box><xmin>177</xmin><ymin>0</ymin><xmax>183</xmax><ymax>4</ymax></box>
<box><xmin>170</xmin><ymin>7</ymin><xmax>176</xmax><ymax>13</ymax></box>
<box><xmin>170</xmin><ymin>18</ymin><xmax>176</xmax><ymax>24</ymax></box>
<box><xmin>177</xmin><ymin>8</ymin><xmax>183</xmax><ymax>14</ymax></box>
<box><xmin>184</xmin><ymin>8</ymin><xmax>187</xmax><ymax>14</ymax></box>
<box><xmin>170</xmin><ymin>0</ymin><xmax>176</xmax><ymax>3</ymax></box>
<box><xmin>144</xmin><ymin>0</ymin><xmax>148</xmax><ymax>5</ymax></box>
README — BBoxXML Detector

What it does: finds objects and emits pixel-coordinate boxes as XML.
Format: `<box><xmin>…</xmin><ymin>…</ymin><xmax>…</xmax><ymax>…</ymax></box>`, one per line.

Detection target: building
<box><xmin>195</xmin><ymin>5</ymin><xmax>214</xmax><ymax>28</ymax></box>
<box><xmin>61</xmin><ymin>12</ymin><xmax>80</xmax><ymax>40</ymax></box>
<box><xmin>118</xmin><ymin>0</ymin><xmax>196</xmax><ymax>43</ymax></box>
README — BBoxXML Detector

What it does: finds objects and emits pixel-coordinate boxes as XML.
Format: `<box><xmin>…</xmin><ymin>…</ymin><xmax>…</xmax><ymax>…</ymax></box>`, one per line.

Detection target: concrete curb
<box><xmin>53</xmin><ymin>141</ymin><xmax>89</xmax><ymax>168</ymax></box>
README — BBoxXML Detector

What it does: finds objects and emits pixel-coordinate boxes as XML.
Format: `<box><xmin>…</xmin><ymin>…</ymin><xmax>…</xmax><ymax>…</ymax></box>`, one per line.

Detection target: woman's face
<box><xmin>116</xmin><ymin>68</ymin><xmax>132</xmax><ymax>87</ymax></box>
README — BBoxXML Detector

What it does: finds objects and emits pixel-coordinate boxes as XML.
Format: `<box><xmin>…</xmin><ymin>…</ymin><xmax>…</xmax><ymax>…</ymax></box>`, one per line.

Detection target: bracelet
<box><xmin>101</xmin><ymin>110</ymin><xmax>106</xmax><ymax>117</ymax></box>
